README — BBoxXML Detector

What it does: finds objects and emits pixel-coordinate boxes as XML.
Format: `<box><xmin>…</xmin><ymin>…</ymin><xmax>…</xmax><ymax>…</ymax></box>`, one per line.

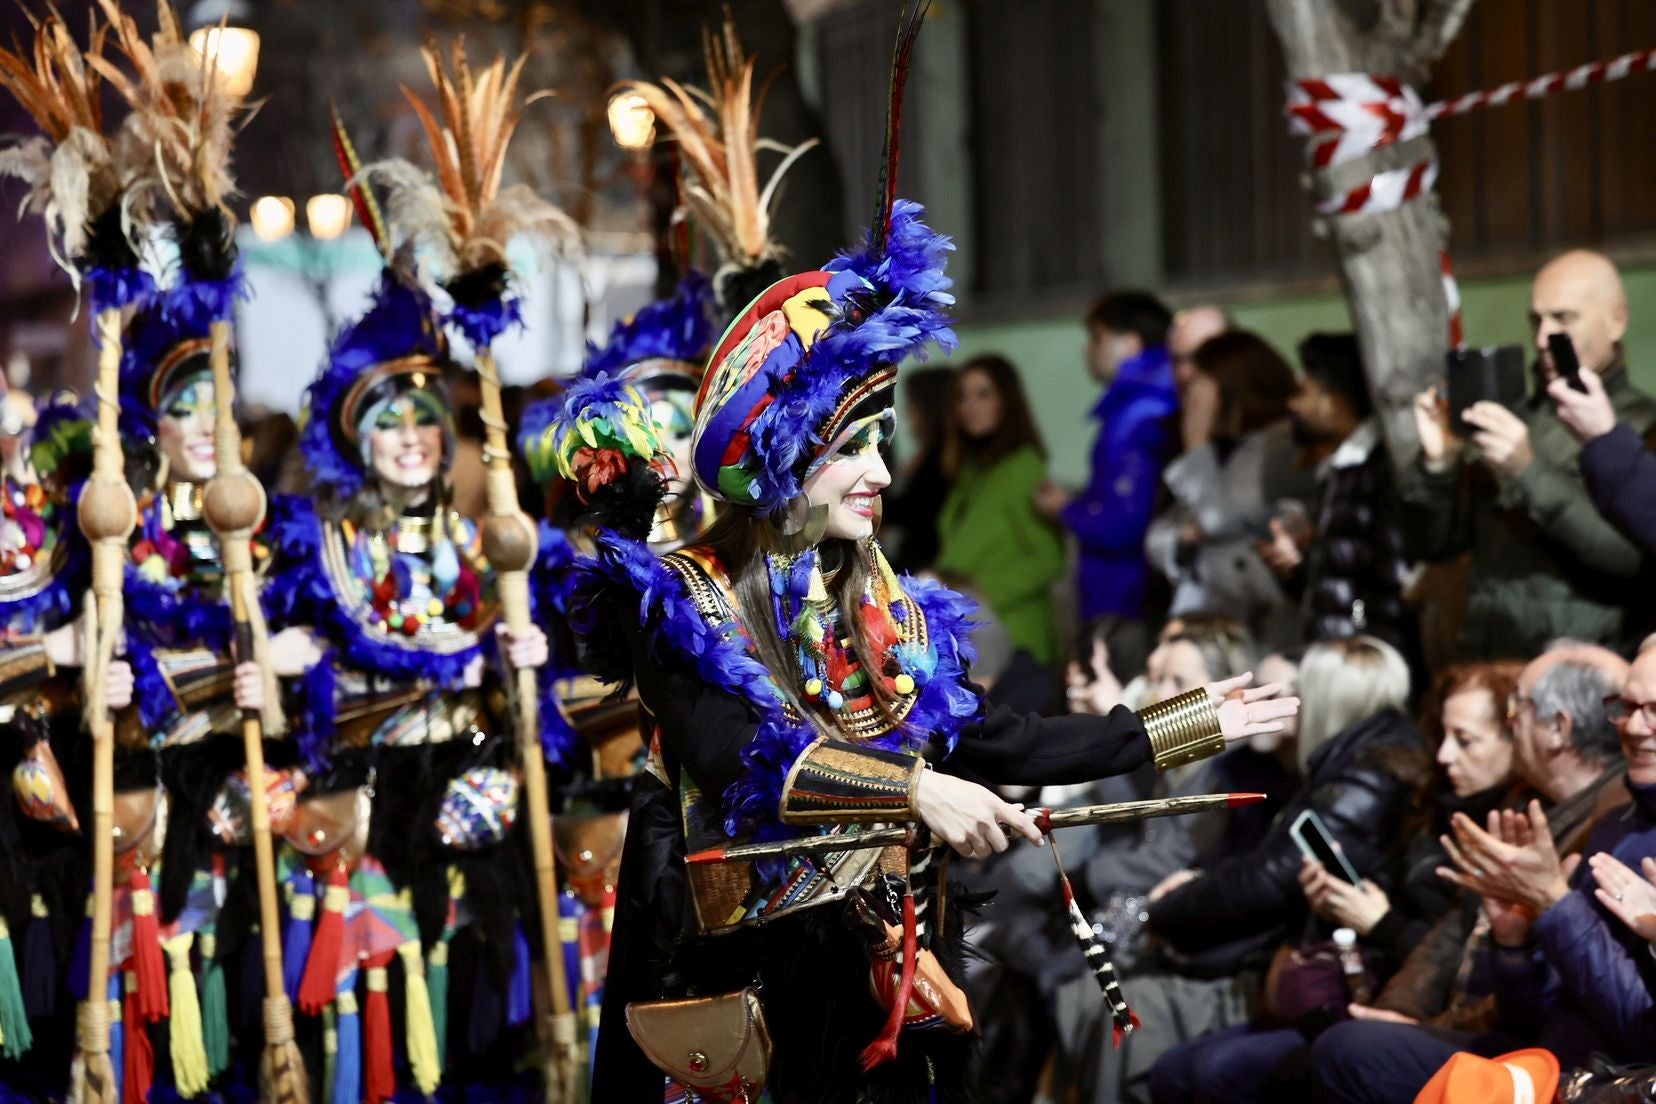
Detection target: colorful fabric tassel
<box><xmin>362</xmin><ymin>951</ymin><xmax>395</xmax><ymax>1103</ymax></box>
<box><xmin>122</xmin><ymin>973</ymin><xmax>152</xmax><ymax>1104</ymax></box>
<box><xmin>426</xmin><ymin>938</ymin><xmax>450</xmax><ymax>1075</ymax></box>
<box><xmin>22</xmin><ymin>894</ymin><xmax>54</xmax><ymax>1019</ymax></box>
<box><xmin>506</xmin><ymin>925</ymin><xmax>532</xmax><ymax>1027</ymax></box>
<box><xmin>128</xmin><ymin>869</ymin><xmax>169</xmax><ymax>1022</ymax></box>
<box><xmin>299</xmin><ymin>864</ymin><xmax>349</xmax><ymax>1015</ymax></box>
<box><xmin>321</xmin><ymin>1004</ymin><xmax>338</xmax><ymax>1104</ymax></box>
<box><xmin>282</xmin><ymin>869</ymin><xmax>316</xmax><ymax>1001</ymax></box>
<box><xmin>108</xmin><ymin>974</ymin><xmax>124</xmax><ymax>1102</ymax></box>
<box><xmin>163</xmin><ymin>933</ymin><xmax>210</xmax><ymax>1097</ymax></box>
<box><xmin>860</xmin><ymin>888</ymin><xmax>918</xmax><ymax>1070</ymax></box>
<box><xmin>396</xmin><ymin>941</ymin><xmax>441</xmax><ymax>1094</ymax></box>
<box><xmin>198</xmin><ymin>931</ymin><xmax>230</xmax><ymax>1078</ymax></box>
<box><xmin>0</xmin><ymin>915</ymin><xmax>34</xmax><ymax>1058</ymax></box>
<box><xmin>332</xmin><ymin>970</ymin><xmax>361</xmax><ymax>1104</ymax></box>
<box><xmin>68</xmin><ymin>894</ymin><xmax>92</xmax><ymax>1002</ymax></box>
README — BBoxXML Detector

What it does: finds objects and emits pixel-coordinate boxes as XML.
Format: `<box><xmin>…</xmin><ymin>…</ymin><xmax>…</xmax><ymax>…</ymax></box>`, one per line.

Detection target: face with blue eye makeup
<box><xmin>803</xmin><ymin>408</ymin><xmax>894</xmax><ymax>542</ymax></box>
<box><xmin>158</xmin><ymin>371</ymin><xmax>218</xmax><ymax>481</ymax></box>
<box><xmin>365</xmin><ymin>388</ymin><xmax>446</xmax><ymax>499</ymax></box>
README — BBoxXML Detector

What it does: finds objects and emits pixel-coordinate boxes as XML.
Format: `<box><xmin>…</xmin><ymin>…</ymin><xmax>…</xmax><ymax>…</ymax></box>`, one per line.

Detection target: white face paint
<box><xmin>158</xmin><ymin>375</ymin><xmax>217</xmax><ymax>481</ymax></box>
<box><xmin>802</xmin><ymin>412</ymin><xmax>894</xmax><ymax>542</ymax></box>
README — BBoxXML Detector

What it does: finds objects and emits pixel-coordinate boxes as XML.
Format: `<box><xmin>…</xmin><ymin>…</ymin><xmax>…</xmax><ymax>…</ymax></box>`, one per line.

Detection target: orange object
<box><xmin>1413</xmin><ymin>1049</ymin><xmax>1560</xmax><ymax>1104</ymax></box>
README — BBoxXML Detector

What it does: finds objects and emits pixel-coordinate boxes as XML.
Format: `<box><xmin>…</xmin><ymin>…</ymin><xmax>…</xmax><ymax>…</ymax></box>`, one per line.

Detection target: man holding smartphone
<box><xmin>1400</xmin><ymin>250</ymin><xmax>1656</xmax><ymax>659</ymax></box>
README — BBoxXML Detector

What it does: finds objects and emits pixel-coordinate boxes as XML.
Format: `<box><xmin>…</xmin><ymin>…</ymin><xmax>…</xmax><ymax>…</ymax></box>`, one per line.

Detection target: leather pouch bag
<box><xmin>113</xmin><ymin>786</ymin><xmax>168</xmax><ymax>883</ymax></box>
<box><xmin>553</xmin><ymin>811</ymin><xmax>627</xmax><ymax>907</ymax></box>
<box><xmin>284</xmin><ymin>787</ymin><xmax>371</xmax><ymax>873</ymax></box>
<box><xmin>625</xmin><ymin>987</ymin><xmax>771</xmax><ymax>1103</ymax></box>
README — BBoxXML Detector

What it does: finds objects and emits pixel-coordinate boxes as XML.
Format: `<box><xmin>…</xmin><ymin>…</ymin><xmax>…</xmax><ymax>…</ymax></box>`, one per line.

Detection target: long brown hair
<box><xmin>1192</xmin><ymin>331</ymin><xmax>1298</xmax><ymax>440</ymax></box>
<box><xmin>697</xmin><ymin>507</ymin><xmax>904</xmax><ymax>735</ymax></box>
<box><xmin>940</xmin><ymin>354</ymin><xmax>1045</xmax><ymax>480</ymax></box>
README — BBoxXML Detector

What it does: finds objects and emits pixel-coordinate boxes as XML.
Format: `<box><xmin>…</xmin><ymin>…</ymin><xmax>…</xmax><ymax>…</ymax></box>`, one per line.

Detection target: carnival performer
<box><xmin>268</xmin><ymin>246</ymin><xmax>561</xmax><ymax>1100</ymax></box>
<box><xmin>539</xmin><ymin>13</ymin><xmax>1300</xmax><ymax>1103</ymax></box>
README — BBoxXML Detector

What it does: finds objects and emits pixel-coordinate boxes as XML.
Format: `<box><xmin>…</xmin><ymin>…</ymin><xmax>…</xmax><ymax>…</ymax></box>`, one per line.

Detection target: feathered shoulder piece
<box><xmin>614</xmin><ymin>13</ymin><xmax>817</xmax><ymax>316</ymax></box>
<box><xmin>370</xmin><ymin>40</ymin><xmax>579</xmax><ymax>347</ymax></box>
<box><xmin>0</xmin><ymin>5</ymin><xmax>151</xmax><ymax>308</ymax></box>
<box><xmin>297</xmin><ymin>266</ymin><xmax>447</xmax><ymax>505</ymax></box>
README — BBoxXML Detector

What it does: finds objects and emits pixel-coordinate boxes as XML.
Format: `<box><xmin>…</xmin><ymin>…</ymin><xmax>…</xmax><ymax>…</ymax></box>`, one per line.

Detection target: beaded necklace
<box><xmin>348</xmin><ymin>507</ymin><xmax>483</xmax><ymax>637</ymax></box>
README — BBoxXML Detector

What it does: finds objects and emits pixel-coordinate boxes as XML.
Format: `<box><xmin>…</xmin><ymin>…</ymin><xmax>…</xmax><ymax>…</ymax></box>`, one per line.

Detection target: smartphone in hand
<box><xmin>1447</xmin><ymin>345</ymin><xmax>1526</xmax><ymax>437</ymax></box>
<box><xmin>1290</xmin><ymin>809</ymin><xmax>1363</xmax><ymax>885</ymax></box>
<box><xmin>1548</xmin><ymin>332</ymin><xmax>1588</xmax><ymax>394</ymax></box>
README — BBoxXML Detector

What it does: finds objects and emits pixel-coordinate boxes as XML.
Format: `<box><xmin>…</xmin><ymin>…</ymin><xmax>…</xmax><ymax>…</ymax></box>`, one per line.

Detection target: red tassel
<box><xmin>128</xmin><ymin>868</ymin><xmax>169</xmax><ymax>1022</ymax></box>
<box><xmin>860</xmin><ymin>892</ymin><xmax>918</xmax><ymax>1071</ymax></box>
<box><xmin>363</xmin><ymin>950</ymin><xmax>397</xmax><ymax>1103</ymax></box>
<box><xmin>1113</xmin><ymin>1009</ymin><xmax>1142</xmax><ymax>1049</ymax></box>
<box><xmin>298</xmin><ymin>864</ymin><xmax>349</xmax><ymax>1015</ymax></box>
<box><xmin>123</xmin><ymin>975</ymin><xmax>154</xmax><ymax>1104</ymax></box>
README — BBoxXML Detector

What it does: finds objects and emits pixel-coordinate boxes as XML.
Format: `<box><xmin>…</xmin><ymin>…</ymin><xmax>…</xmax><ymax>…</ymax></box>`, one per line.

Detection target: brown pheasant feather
<box><xmin>376</xmin><ymin>38</ymin><xmax>577</xmax><ymax>279</ymax></box>
<box><xmin>613</xmin><ymin>11</ymin><xmax>817</xmax><ymax>269</ymax></box>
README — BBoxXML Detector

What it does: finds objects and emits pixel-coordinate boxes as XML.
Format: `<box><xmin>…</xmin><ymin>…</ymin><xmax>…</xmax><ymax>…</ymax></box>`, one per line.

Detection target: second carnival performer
<box><xmin>538</xmin><ymin>9</ymin><xmax>1302</xmax><ymax>1101</ymax></box>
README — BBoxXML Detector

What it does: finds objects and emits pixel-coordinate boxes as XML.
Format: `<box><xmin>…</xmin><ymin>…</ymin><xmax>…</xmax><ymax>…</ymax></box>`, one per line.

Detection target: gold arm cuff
<box><xmin>1140</xmin><ymin>688</ymin><xmax>1224</xmax><ymax>771</ymax></box>
<box><xmin>779</xmin><ymin>738</ymin><xmax>923</xmax><ymax>825</ymax></box>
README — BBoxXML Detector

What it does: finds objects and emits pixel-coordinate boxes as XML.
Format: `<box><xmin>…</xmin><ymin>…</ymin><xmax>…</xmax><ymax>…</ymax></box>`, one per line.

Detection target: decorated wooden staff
<box><xmin>0</xmin><ymin>10</ymin><xmax>159</xmax><ymax>1100</ymax></box>
<box><xmin>92</xmin><ymin>3</ymin><xmax>308</xmax><ymax>1096</ymax></box>
<box><xmin>377</xmin><ymin>41</ymin><xmax>582</xmax><ymax>1101</ymax></box>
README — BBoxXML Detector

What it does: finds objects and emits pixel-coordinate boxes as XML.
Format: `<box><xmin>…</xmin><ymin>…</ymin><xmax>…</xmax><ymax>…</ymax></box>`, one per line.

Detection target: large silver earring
<box><xmin>757</xmin><ymin>497</ymin><xmax>828</xmax><ymax>556</ymax></box>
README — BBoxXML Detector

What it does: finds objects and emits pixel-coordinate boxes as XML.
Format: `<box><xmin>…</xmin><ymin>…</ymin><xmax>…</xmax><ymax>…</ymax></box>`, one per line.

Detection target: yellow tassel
<box><xmin>396</xmin><ymin>942</ymin><xmax>441</xmax><ymax>1094</ymax></box>
<box><xmin>165</xmin><ymin>933</ymin><xmax>211</xmax><ymax>1097</ymax></box>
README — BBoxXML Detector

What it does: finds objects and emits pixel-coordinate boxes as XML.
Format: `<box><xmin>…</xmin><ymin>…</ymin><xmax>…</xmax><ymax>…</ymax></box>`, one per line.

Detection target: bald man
<box><xmin>1167</xmin><ymin>305</ymin><xmax>1230</xmax><ymax>450</ymax></box>
<box><xmin>1401</xmin><ymin>250</ymin><xmax>1656</xmax><ymax>659</ymax></box>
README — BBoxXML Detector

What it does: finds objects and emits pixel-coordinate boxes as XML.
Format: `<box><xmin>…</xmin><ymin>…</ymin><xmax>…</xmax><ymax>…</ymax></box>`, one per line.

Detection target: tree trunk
<box><xmin>1266</xmin><ymin>0</ymin><xmax>1476</xmax><ymax>475</ymax></box>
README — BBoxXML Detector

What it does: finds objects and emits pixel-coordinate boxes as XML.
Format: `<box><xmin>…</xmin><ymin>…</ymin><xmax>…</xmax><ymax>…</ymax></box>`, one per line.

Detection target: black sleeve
<box><xmin>943</xmin><ymin>704</ymin><xmax>1151</xmax><ymax>788</ymax></box>
<box><xmin>631</xmin><ymin>636</ymin><xmax>762</xmax><ymax>802</ymax></box>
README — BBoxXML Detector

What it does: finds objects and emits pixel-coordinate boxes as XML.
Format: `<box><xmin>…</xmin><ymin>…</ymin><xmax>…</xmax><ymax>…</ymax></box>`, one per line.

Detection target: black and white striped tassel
<box><xmin>1048</xmin><ymin>834</ymin><xmax>1139</xmax><ymax>1046</ymax></box>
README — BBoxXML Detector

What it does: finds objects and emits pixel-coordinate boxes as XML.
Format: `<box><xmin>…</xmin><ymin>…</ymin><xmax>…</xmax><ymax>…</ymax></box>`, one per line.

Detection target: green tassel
<box><xmin>0</xmin><ymin>916</ymin><xmax>33</xmax><ymax>1058</ymax></box>
<box><xmin>199</xmin><ymin>931</ymin><xmax>230</xmax><ymax>1077</ymax></box>
<box><xmin>322</xmin><ymin>1004</ymin><xmax>337</xmax><ymax>1104</ymax></box>
<box><xmin>427</xmin><ymin>939</ymin><xmax>450</xmax><ymax>1074</ymax></box>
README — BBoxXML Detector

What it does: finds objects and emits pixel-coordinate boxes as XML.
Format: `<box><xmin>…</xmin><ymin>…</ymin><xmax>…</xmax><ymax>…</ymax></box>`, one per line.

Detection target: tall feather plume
<box><xmin>612</xmin><ymin>8</ymin><xmax>818</xmax><ymax>272</ymax></box>
<box><xmin>372</xmin><ymin>38</ymin><xmax>578</xmax><ymax>281</ymax></box>
<box><xmin>330</xmin><ymin>104</ymin><xmax>388</xmax><ymax>258</ymax></box>
<box><xmin>0</xmin><ymin>7</ymin><xmax>132</xmax><ymax>270</ymax></box>
<box><xmin>870</xmin><ymin>0</ymin><xmax>929</xmax><ymax>254</ymax></box>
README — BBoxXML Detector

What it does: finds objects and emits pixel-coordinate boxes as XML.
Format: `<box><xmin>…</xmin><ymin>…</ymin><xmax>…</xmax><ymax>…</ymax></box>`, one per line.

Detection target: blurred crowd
<box><xmin>874</xmin><ymin>248</ymin><xmax>1656</xmax><ymax>1103</ymax></box>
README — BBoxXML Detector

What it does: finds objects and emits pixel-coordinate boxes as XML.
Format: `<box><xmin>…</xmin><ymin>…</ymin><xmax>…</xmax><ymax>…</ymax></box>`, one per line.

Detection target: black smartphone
<box><xmin>1548</xmin><ymin>332</ymin><xmax>1588</xmax><ymax>394</ymax></box>
<box><xmin>1289</xmin><ymin>809</ymin><xmax>1363</xmax><ymax>885</ymax></box>
<box><xmin>1447</xmin><ymin>344</ymin><xmax>1527</xmax><ymax>437</ymax></box>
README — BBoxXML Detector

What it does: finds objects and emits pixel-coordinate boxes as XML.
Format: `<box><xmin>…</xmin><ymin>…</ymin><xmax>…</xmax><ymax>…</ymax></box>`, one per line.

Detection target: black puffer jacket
<box><xmin>1299</xmin><ymin>421</ymin><xmax>1412</xmax><ymax>651</ymax></box>
<box><xmin>1147</xmin><ymin>707</ymin><xmax>1422</xmax><ymax>976</ymax></box>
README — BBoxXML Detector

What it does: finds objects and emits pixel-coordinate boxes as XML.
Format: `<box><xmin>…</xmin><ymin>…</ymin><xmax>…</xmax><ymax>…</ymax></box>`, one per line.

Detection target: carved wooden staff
<box><xmin>474</xmin><ymin>346</ymin><xmax>579</xmax><ymax>1102</ymax></box>
<box><xmin>73</xmin><ymin>305</ymin><xmax>134</xmax><ymax>1104</ymax></box>
<box><xmin>200</xmin><ymin>318</ymin><xmax>309</xmax><ymax>1103</ymax></box>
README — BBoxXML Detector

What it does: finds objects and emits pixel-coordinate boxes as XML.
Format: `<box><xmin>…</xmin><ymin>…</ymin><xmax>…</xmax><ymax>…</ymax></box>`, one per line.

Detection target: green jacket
<box><xmin>1398</xmin><ymin>359</ymin><xmax>1656</xmax><ymax>659</ymax></box>
<box><xmin>934</xmin><ymin>445</ymin><xmax>1066</xmax><ymax>664</ymax></box>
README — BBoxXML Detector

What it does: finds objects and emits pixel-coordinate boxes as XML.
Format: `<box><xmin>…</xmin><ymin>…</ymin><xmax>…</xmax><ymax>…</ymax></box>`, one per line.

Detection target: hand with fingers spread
<box><xmin>1205</xmin><ymin>672</ymin><xmax>1300</xmax><ymax>746</ymax></box>
<box><xmin>1462</xmin><ymin>401</ymin><xmax>1534</xmax><ymax>480</ymax></box>
<box><xmin>1589</xmin><ymin>853</ymin><xmax>1656</xmax><ymax>944</ymax></box>
<box><xmin>914</xmin><ymin>770</ymin><xmax>1045</xmax><ymax>861</ymax></box>
<box><xmin>1436</xmin><ymin>800</ymin><xmax>1570</xmax><ymax>919</ymax></box>
<box><xmin>1299</xmin><ymin>856</ymin><xmax>1392</xmax><ymax>935</ymax></box>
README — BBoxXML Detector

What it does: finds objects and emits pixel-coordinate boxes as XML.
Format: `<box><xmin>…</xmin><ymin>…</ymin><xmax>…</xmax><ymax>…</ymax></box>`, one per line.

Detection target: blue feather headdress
<box><xmin>117</xmin><ymin>274</ymin><xmax>245</xmax><ymax>450</ymax></box>
<box><xmin>297</xmin><ymin>269</ymin><xmax>449</xmax><ymax>506</ymax></box>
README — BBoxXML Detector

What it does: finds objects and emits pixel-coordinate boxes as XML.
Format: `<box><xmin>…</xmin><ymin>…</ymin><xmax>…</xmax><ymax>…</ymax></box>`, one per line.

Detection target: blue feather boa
<box><xmin>85</xmin><ymin>266</ymin><xmax>156</xmax><ymax>316</ymax></box>
<box><xmin>580</xmin><ymin>272</ymin><xmax>714</xmax><ymax>380</ymax></box>
<box><xmin>448</xmin><ymin>294</ymin><xmax>523</xmax><ymax>349</ymax></box>
<box><xmin>571</xmin><ymin>532</ymin><xmax>982</xmax><ymax>841</ymax></box>
<box><xmin>117</xmin><ymin>271</ymin><xmax>248</xmax><ymax>447</ymax></box>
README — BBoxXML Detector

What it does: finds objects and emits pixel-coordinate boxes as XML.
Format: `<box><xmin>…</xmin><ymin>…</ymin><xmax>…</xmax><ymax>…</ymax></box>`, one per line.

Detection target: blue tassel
<box><xmin>506</xmin><ymin>926</ymin><xmax>531</xmax><ymax>1027</ymax></box>
<box><xmin>67</xmin><ymin>896</ymin><xmax>92</xmax><ymax>1002</ymax></box>
<box><xmin>107</xmin><ymin>973</ymin><xmax>124</xmax><ymax>1102</ymax></box>
<box><xmin>332</xmin><ymin>969</ymin><xmax>361</xmax><ymax>1104</ymax></box>
<box><xmin>282</xmin><ymin>870</ymin><xmax>316</xmax><ymax>1001</ymax></box>
<box><xmin>22</xmin><ymin>896</ymin><xmax>56</xmax><ymax>1018</ymax></box>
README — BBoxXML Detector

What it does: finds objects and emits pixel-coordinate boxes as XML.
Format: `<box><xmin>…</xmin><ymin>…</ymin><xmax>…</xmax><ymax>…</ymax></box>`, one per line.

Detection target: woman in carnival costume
<box><xmin>541</xmin><ymin>10</ymin><xmax>1301</xmax><ymax>1101</ymax></box>
<box><xmin>267</xmin><ymin>248</ymin><xmax>563</xmax><ymax>1100</ymax></box>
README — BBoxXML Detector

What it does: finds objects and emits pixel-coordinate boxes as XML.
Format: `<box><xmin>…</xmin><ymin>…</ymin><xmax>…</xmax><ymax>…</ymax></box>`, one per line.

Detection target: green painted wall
<box><xmin>947</xmin><ymin>264</ymin><xmax>1656</xmax><ymax>486</ymax></box>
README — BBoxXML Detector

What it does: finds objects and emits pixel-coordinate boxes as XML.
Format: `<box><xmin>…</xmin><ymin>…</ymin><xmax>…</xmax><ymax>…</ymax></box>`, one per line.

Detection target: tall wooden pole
<box><xmin>200</xmin><ymin>318</ymin><xmax>309</xmax><ymax>1103</ymax></box>
<box><xmin>474</xmin><ymin>347</ymin><xmax>578</xmax><ymax>1103</ymax></box>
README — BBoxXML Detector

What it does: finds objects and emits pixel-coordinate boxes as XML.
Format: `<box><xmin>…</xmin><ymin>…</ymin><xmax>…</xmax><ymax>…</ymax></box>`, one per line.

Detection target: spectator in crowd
<box><xmin>1145</xmin><ymin>331</ymin><xmax>1317</xmax><ymax>651</ymax></box>
<box><xmin>1035</xmin><ymin>291</ymin><xmax>1177</xmax><ymax>681</ymax></box>
<box><xmin>935</xmin><ymin>354</ymin><xmax>1066</xmax><ymax>664</ymax></box>
<box><xmin>1548</xmin><ymin>362</ymin><xmax>1656</xmax><ymax>554</ymax></box>
<box><xmin>1167</xmin><ymin>304</ymin><xmax>1231</xmax><ymax>452</ymax></box>
<box><xmin>1148</xmin><ymin>662</ymin><xmax>1519</xmax><ymax>1104</ymax></box>
<box><xmin>1256</xmin><ymin>333</ymin><xmax>1414</xmax><ymax>654</ymax></box>
<box><xmin>884</xmin><ymin>365</ymin><xmax>955</xmax><ymax>571</ymax></box>
<box><xmin>1402</xmin><ymin>250</ymin><xmax>1656</xmax><ymax>659</ymax></box>
<box><xmin>1308</xmin><ymin>644</ymin><xmax>1632</xmax><ymax>1104</ymax></box>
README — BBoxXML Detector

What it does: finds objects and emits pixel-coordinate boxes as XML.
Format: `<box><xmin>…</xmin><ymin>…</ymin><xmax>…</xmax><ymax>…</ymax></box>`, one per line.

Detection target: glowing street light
<box><xmin>305</xmin><ymin>195</ymin><xmax>351</xmax><ymax>241</ymax></box>
<box><xmin>188</xmin><ymin>25</ymin><xmax>260</xmax><ymax>97</ymax></box>
<box><xmin>607</xmin><ymin>92</ymin><xmax>655</xmax><ymax>152</ymax></box>
<box><xmin>250</xmin><ymin>195</ymin><xmax>295</xmax><ymax>242</ymax></box>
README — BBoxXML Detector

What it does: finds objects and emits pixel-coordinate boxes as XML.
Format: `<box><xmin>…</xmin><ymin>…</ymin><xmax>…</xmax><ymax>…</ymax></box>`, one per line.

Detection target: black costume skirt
<box><xmin>593</xmin><ymin>777</ymin><xmax>978</xmax><ymax>1104</ymax></box>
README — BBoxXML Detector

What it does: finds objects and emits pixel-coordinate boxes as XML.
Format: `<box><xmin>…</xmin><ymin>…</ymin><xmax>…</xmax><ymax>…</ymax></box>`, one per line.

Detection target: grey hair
<box><xmin>1532</xmin><ymin>659</ymin><xmax>1623</xmax><ymax>768</ymax></box>
<box><xmin>1295</xmin><ymin>635</ymin><xmax>1412</xmax><ymax>773</ymax></box>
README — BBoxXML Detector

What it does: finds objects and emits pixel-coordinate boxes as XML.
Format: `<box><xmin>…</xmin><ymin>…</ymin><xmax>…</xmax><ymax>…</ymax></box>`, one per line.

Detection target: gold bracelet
<box><xmin>1140</xmin><ymin>688</ymin><xmax>1224</xmax><ymax>771</ymax></box>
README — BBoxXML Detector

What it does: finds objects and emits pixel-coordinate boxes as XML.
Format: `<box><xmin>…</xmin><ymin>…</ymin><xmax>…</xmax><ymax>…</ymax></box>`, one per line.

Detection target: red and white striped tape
<box><xmin>1426</xmin><ymin>46</ymin><xmax>1656</xmax><ymax>120</ymax></box>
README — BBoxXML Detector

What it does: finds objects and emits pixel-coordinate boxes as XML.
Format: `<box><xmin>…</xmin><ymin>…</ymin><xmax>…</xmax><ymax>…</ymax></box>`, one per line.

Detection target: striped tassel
<box><xmin>320</xmin><ymin>1005</ymin><xmax>337</xmax><ymax>1104</ymax></box>
<box><xmin>331</xmin><ymin>970</ymin><xmax>361</xmax><ymax>1104</ymax></box>
<box><xmin>164</xmin><ymin>934</ymin><xmax>210</xmax><ymax>1097</ymax></box>
<box><xmin>363</xmin><ymin>951</ymin><xmax>396</xmax><ymax>1103</ymax></box>
<box><xmin>426</xmin><ymin>939</ymin><xmax>450</xmax><ymax>1074</ymax></box>
<box><xmin>127</xmin><ymin>869</ymin><xmax>169</xmax><ymax>1022</ymax></box>
<box><xmin>198</xmin><ymin>932</ymin><xmax>230</xmax><ymax>1078</ymax></box>
<box><xmin>397</xmin><ymin>942</ymin><xmax>441</xmax><ymax>1094</ymax></box>
<box><xmin>22</xmin><ymin>894</ymin><xmax>55</xmax><ymax>1018</ymax></box>
<box><xmin>298</xmin><ymin>866</ymin><xmax>349</xmax><ymax>1015</ymax></box>
<box><xmin>282</xmin><ymin>870</ymin><xmax>316</xmax><ymax>1002</ymax></box>
<box><xmin>0</xmin><ymin>915</ymin><xmax>34</xmax><ymax>1058</ymax></box>
<box><xmin>1049</xmin><ymin>835</ymin><xmax>1139</xmax><ymax>1046</ymax></box>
